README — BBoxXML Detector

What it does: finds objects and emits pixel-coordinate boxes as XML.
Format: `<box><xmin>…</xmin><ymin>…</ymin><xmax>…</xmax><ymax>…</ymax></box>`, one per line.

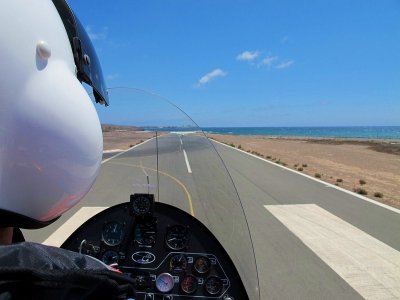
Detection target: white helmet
<box><xmin>0</xmin><ymin>0</ymin><xmax>109</xmax><ymax>228</ymax></box>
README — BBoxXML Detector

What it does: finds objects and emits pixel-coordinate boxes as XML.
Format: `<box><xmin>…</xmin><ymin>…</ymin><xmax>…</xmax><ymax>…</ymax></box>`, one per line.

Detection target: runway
<box><xmin>23</xmin><ymin>133</ymin><xmax>400</xmax><ymax>299</ymax></box>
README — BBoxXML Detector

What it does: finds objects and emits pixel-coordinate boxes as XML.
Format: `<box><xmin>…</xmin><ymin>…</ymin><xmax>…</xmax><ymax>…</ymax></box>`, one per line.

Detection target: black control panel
<box><xmin>61</xmin><ymin>195</ymin><xmax>248</xmax><ymax>299</ymax></box>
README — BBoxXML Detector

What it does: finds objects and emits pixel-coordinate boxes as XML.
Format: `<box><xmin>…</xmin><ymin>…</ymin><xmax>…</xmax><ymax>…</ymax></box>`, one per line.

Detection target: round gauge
<box><xmin>102</xmin><ymin>222</ymin><xmax>124</xmax><ymax>246</ymax></box>
<box><xmin>132</xmin><ymin>195</ymin><xmax>152</xmax><ymax>216</ymax></box>
<box><xmin>169</xmin><ymin>254</ymin><xmax>187</xmax><ymax>271</ymax></box>
<box><xmin>205</xmin><ymin>276</ymin><xmax>223</xmax><ymax>295</ymax></box>
<box><xmin>194</xmin><ymin>256</ymin><xmax>211</xmax><ymax>274</ymax></box>
<box><xmin>134</xmin><ymin>221</ymin><xmax>156</xmax><ymax>247</ymax></box>
<box><xmin>102</xmin><ymin>250</ymin><xmax>119</xmax><ymax>265</ymax></box>
<box><xmin>155</xmin><ymin>273</ymin><xmax>174</xmax><ymax>293</ymax></box>
<box><xmin>165</xmin><ymin>225</ymin><xmax>189</xmax><ymax>250</ymax></box>
<box><xmin>181</xmin><ymin>275</ymin><xmax>198</xmax><ymax>294</ymax></box>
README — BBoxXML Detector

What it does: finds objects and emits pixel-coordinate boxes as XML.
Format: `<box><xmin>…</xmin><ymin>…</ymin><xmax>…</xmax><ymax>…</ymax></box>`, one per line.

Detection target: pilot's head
<box><xmin>0</xmin><ymin>0</ymin><xmax>108</xmax><ymax>230</ymax></box>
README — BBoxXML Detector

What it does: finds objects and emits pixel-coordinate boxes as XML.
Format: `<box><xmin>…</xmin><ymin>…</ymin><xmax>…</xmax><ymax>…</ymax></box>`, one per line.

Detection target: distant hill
<box><xmin>101</xmin><ymin>124</ymin><xmax>144</xmax><ymax>132</ymax></box>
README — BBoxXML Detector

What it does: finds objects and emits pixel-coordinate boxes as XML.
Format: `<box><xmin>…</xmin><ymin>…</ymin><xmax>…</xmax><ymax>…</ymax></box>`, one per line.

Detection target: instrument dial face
<box><xmin>169</xmin><ymin>254</ymin><xmax>187</xmax><ymax>271</ymax></box>
<box><xmin>181</xmin><ymin>275</ymin><xmax>198</xmax><ymax>294</ymax></box>
<box><xmin>155</xmin><ymin>273</ymin><xmax>174</xmax><ymax>293</ymax></box>
<box><xmin>165</xmin><ymin>225</ymin><xmax>189</xmax><ymax>250</ymax></box>
<box><xmin>134</xmin><ymin>220</ymin><xmax>156</xmax><ymax>247</ymax></box>
<box><xmin>194</xmin><ymin>256</ymin><xmax>211</xmax><ymax>274</ymax></box>
<box><xmin>132</xmin><ymin>195</ymin><xmax>152</xmax><ymax>216</ymax></box>
<box><xmin>102</xmin><ymin>222</ymin><xmax>124</xmax><ymax>246</ymax></box>
<box><xmin>102</xmin><ymin>250</ymin><xmax>119</xmax><ymax>265</ymax></box>
<box><xmin>205</xmin><ymin>276</ymin><xmax>223</xmax><ymax>295</ymax></box>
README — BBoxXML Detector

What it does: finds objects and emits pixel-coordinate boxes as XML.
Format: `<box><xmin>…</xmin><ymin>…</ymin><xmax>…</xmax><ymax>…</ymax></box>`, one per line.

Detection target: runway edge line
<box><xmin>212</xmin><ymin>139</ymin><xmax>400</xmax><ymax>215</ymax></box>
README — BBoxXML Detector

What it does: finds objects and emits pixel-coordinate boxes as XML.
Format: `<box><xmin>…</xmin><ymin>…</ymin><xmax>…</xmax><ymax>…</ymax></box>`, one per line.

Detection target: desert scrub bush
<box><xmin>302</xmin><ymin>164</ymin><xmax>308</xmax><ymax>168</ymax></box>
<box><xmin>359</xmin><ymin>179</ymin><xmax>366</xmax><ymax>185</ymax></box>
<box><xmin>353</xmin><ymin>188</ymin><xmax>367</xmax><ymax>195</ymax></box>
<box><xmin>266</xmin><ymin>156</ymin><xmax>272</xmax><ymax>159</ymax></box>
<box><xmin>297</xmin><ymin>167</ymin><xmax>303</xmax><ymax>171</ymax></box>
<box><xmin>336</xmin><ymin>178</ymin><xmax>343</xmax><ymax>183</ymax></box>
<box><xmin>374</xmin><ymin>192</ymin><xmax>383</xmax><ymax>198</ymax></box>
<box><xmin>238</xmin><ymin>144</ymin><xmax>242</xmax><ymax>150</ymax></box>
<box><xmin>315</xmin><ymin>173</ymin><xmax>322</xmax><ymax>178</ymax></box>
<box><xmin>282</xmin><ymin>162</ymin><xmax>287</xmax><ymax>166</ymax></box>
<box><xmin>229</xmin><ymin>143</ymin><xmax>235</xmax><ymax>147</ymax></box>
<box><xmin>129</xmin><ymin>144</ymin><xmax>134</xmax><ymax>147</ymax></box>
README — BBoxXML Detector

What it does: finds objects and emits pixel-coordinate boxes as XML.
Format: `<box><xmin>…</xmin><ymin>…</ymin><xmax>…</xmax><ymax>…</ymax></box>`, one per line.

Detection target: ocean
<box><xmin>201</xmin><ymin>126</ymin><xmax>400</xmax><ymax>140</ymax></box>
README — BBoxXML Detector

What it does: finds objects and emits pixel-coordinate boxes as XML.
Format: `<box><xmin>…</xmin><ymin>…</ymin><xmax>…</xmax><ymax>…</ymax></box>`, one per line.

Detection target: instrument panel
<box><xmin>61</xmin><ymin>194</ymin><xmax>248</xmax><ymax>299</ymax></box>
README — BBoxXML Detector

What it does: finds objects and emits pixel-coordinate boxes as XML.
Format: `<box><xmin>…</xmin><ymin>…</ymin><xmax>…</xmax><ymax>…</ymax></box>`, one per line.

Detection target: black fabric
<box><xmin>11</xmin><ymin>228</ymin><xmax>25</xmax><ymax>243</ymax></box>
<box><xmin>0</xmin><ymin>243</ymin><xmax>135</xmax><ymax>299</ymax></box>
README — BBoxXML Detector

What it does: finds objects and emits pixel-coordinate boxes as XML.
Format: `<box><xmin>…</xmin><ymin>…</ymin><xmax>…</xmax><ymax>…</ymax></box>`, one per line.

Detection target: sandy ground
<box><xmin>208</xmin><ymin>134</ymin><xmax>400</xmax><ymax>209</ymax></box>
<box><xmin>103</xmin><ymin>131</ymin><xmax>155</xmax><ymax>151</ymax></box>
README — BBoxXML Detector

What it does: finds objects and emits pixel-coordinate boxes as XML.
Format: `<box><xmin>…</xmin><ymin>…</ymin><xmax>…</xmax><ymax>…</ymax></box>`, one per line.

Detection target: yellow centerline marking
<box><xmin>108</xmin><ymin>161</ymin><xmax>195</xmax><ymax>217</ymax></box>
<box><xmin>158</xmin><ymin>169</ymin><xmax>195</xmax><ymax>217</ymax></box>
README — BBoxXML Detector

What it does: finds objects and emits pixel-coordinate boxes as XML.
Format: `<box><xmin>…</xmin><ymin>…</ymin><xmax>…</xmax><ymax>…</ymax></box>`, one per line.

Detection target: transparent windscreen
<box><xmin>93</xmin><ymin>87</ymin><xmax>260</xmax><ymax>299</ymax></box>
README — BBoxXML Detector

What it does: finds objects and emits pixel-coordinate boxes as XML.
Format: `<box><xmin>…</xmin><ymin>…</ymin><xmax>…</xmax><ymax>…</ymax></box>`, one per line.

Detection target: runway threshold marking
<box><xmin>265</xmin><ymin>204</ymin><xmax>400</xmax><ymax>300</ymax></box>
<box><xmin>183</xmin><ymin>149</ymin><xmax>192</xmax><ymax>174</ymax></box>
<box><xmin>43</xmin><ymin>207</ymin><xmax>107</xmax><ymax>247</ymax></box>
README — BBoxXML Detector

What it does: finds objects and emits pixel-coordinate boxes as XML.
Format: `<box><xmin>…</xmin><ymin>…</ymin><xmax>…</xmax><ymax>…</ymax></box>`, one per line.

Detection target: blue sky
<box><xmin>68</xmin><ymin>0</ymin><xmax>400</xmax><ymax>127</ymax></box>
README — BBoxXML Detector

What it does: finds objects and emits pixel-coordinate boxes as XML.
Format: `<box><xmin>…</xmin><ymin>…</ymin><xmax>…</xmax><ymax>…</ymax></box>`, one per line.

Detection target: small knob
<box><xmin>36</xmin><ymin>41</ymin><xmax>51</xmax><ymax>60</ymax></box>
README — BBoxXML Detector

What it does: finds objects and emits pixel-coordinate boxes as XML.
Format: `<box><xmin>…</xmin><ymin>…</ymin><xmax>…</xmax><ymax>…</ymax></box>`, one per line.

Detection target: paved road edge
<box><xmin>211</xmin><ymin>139</ymin><xmax>400</xmax><ymax>215</ymax></box>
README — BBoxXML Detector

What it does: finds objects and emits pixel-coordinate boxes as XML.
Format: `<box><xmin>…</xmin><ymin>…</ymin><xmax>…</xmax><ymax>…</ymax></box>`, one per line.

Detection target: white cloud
<box><xmin>236</xmin><ymin>51</ymin><xmax>259</xmax><ymax>61</ymax></box>
<box><xmin>85</xmin><ymin>26</ymin><xmax>108</xmax><ymax>41</ymax></box>
<box><xmin>196</xmin><ymin>69</ymin><xmax>227</xmax><ymax>87</ymax></box>
<box><xmin>276</xmin><ymin>60</ymin><xmax>294</xmax><ymax>69</ymax></box>
<box><xmin>260</xmin><ymin>56</ymin><xmax>278</xmax><ymax>67</ymax></box>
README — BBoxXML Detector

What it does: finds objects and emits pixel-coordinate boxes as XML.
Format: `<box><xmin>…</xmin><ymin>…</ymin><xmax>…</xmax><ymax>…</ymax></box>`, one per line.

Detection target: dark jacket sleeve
<box><xmin>0</xmin><ymin>242</ymin><xmax>135</xmax><ymax>300</ymax></box>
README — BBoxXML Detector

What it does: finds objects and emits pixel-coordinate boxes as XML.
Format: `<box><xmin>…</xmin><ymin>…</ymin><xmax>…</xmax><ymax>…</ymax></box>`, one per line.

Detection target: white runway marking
<box><xmin>43</xmin><ymin>207</ymin><xmax>107</xmax><ymax>247</ymax></box>
<box><xmin>183</xmin><ymin>149</ymin><xmax>192</xmax><ymax>174</ymax></box>
<box><xmin>265</xmin><ymin>204</ymin><xmax>400</xmax><ymax>300</ymax></box>
<box><xmin>180</xmin><ymin>135</ymin><xmax>183</xmax><ymax>145</ymax></box>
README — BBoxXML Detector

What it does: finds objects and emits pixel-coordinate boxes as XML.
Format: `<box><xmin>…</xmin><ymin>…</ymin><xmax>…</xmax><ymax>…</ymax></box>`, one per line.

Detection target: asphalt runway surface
<box><xmin>23</xmin><ymin>133</ymin><xmax>400</xmax><ymax>299</ymax></box>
